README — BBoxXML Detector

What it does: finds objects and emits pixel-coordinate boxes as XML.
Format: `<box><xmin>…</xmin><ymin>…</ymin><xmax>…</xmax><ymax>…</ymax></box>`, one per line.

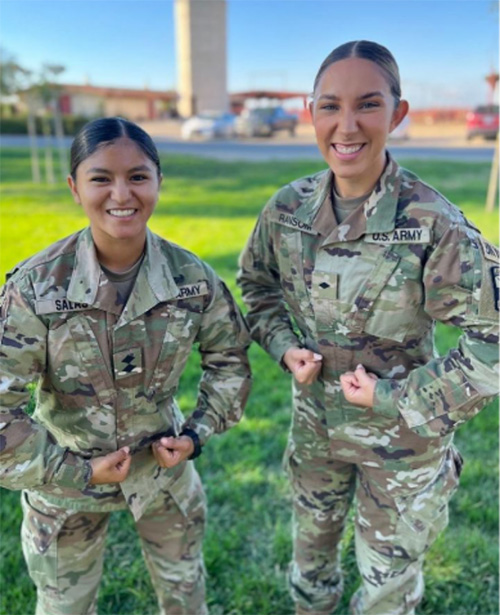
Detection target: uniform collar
<box><xmin>293</xmin><ymin>152</ymin><xmax>403</xmax><ymax>245</ymax></box>
<box><xmin>67</xmin><ymin>228</ymin><xmax>179</xmax><ymax>321</ymax></box>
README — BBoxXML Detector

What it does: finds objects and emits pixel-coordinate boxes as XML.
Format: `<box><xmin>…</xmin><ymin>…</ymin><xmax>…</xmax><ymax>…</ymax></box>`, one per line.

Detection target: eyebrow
<box><xmin>317</xmin><ymin>91</ymin><xmax>384</xmax><ymax>101</ymax></box>
<box><xmin>85</xmin><ymin>165</ymin><xmax>153</xmax><ymax>174</ymax></box>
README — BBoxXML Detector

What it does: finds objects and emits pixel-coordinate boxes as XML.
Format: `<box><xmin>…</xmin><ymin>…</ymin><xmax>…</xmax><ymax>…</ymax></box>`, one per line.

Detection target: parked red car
<box><xmin>466</xmin><ymin>105</ymin><xmax>499</xmax><ymax>140</ymax></box>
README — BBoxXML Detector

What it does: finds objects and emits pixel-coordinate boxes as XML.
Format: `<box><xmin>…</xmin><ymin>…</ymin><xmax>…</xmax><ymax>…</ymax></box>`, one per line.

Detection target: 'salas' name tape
<box><xmin>35</xmin><ymin>298</ymin><xmax>90</xmax><ymax>314</ymax></box>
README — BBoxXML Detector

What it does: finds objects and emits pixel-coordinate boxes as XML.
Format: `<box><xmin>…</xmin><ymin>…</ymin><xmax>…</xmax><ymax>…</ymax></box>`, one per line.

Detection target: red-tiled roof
<box><xmin>42</xmin><ymin>83</ymin><xmax>178</xmax><ymax>101</ymax></box>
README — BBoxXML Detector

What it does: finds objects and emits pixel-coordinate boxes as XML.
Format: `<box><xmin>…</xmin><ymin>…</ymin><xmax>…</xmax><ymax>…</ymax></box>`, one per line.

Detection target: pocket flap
<box><xmin>22</xmin><ymin>492</ymin><xmax>71</xmax><ymax>554</ymax></box>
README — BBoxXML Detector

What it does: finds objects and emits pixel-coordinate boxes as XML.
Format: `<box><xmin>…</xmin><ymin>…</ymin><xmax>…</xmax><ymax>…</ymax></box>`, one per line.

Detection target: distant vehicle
<box><xmin>389</xmin><ymin>115</ymin><xmax>410</xmax><ymax>140</ymax></box>
<box><xmin>181</xmin><ymin>112</ymin><xmax>236</xmax><ymax>140</ymax></box>
<box><xmin>466</xmin><ymin>105</ymin><xmax>499</xmax><ymax>140</ymax></box>
<box><xmin>235</xmin><ymin>107</ymin><xmax>298</xmax><ymax>137</ymax></box>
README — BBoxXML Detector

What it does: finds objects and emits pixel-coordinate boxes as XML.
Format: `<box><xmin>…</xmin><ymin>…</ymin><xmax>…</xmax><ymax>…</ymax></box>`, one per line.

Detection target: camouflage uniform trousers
<box><xmin>285</xmin><ymin>381</ymin><xmax>462</xmax><ymax>615</ymax></box>
<box><xmin>21</xmin><ymin>462</ymin><xmax>207</xmax><ymax>615</ymax></box>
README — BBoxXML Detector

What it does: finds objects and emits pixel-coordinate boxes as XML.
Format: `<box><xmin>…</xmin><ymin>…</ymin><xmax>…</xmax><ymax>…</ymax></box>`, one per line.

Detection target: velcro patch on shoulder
<box><xmin>273</xmin><ymin>212</ymin><xmax>317</xmax><ymax>235</ymax></box>
<box><xmin>490</xmin><ymin>266</ymin><xmax>499</xmax><ymax>312</ymax></box>
<box><xmin>35</xmin><ymin>298</ymin><xmax>90</xmax><ymax>315</ymax></box>
<box><xmin>175</xmin><ymin>281</ymin><xmax>209</xmax><ymax>299</ymax></box>
<box><xmin>479</xmin><ymin>237</ymin><xmax>500</xmax><ymax>263</ymax></box>
<box><xmin>365</xmin><ymin>228</ymin><xmax>431</xmax><ymax>244</ymax></box>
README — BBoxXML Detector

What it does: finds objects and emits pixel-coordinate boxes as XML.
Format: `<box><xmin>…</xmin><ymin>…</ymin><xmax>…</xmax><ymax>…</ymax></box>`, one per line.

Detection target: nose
<box><xmin>337</xmin><ymin>108</ymin><xmax>358</xmax><ymax>135</ymax></box>
<box><xmin>111</xmin><ymin>179</ymin><xmax>132</xmax><ymax>204</ymax></box>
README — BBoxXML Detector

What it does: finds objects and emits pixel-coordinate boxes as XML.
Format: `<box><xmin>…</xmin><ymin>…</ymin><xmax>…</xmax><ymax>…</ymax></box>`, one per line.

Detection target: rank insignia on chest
<box><xmin>114</xmin><ymin>347</ymin><xmax>143</xmax><ymax>379</ymax></box>
<box><xmin>364</xmin><ymin>228</ymin><xmax>431</xmax><ymax>244</ymax></box>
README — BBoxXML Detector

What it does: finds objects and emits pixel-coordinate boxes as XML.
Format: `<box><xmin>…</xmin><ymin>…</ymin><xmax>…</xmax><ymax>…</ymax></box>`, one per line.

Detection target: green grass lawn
<box><xmin>0</xmin><ymin>149</ymin><xmax>498</xmax><ymax>615</ymax></box>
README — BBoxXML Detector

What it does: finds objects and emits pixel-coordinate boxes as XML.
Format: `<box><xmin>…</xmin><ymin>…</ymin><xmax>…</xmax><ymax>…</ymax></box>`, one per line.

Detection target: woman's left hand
<box><xmin>152</xmin><ymin>436</ymin><xmax>195</xmax><ymax>468</ymax></box>
<box><xmin>340</xmin><ymin>364</ymin><xmax>378</xmax><ymax>408</ymax></box>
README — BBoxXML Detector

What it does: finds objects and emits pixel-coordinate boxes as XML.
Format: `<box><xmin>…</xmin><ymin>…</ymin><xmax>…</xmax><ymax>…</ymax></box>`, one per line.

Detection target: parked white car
<box><xmin>181</xmin><ymin>112</ymin><xmax>236</xmax><ymax>139</ymax></box>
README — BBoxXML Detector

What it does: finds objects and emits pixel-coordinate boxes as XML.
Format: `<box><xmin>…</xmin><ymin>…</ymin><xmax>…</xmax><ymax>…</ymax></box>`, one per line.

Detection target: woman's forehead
<box><xmin>80</xmin><ymin>138</ymin><xmax>155</xmax><ymax>168</ymax></box>
<box><xmin>316</xmin><ymin>57</ymin><xmax>392</xmax><ymax>96</ymax></box>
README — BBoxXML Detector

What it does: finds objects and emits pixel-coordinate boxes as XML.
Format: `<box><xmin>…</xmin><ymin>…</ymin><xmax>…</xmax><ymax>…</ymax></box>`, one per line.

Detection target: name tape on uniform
<box><xmin>35</xmin><ymin>298</ymin><xmax>90</xmax><ymax>315</ymax></box>
<box><xmin>175</xmin><ymin>281</ymin><xmax>208</xmax><ymax>299</ymax></box>
<box><xmin>274</xmin><ymin>213</ymin><xmax>317</xmax><ymax>235</ymax></box>
<box><xmin>365</xmin><ymin>228</ymin><xmax>431</xmax><ymax>244</ymax></box>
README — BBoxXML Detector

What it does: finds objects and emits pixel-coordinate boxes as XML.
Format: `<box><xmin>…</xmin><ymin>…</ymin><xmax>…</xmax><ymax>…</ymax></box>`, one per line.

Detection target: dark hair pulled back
<box><xmin>70</xmin><ymin>117</ymin><xmax>162</xmax><ymax>179</ymax></box>
<box><xmin>313</xmin><ymin>40</ymin><xmax>401</xmax><ymax>106</ymax></box>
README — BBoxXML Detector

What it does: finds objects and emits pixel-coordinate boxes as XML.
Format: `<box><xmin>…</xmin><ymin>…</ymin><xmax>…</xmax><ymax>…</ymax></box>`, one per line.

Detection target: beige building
<box><xmin>54</xmin><ymin>84</ymin><xmax>177</xmax><ymax>121</ymax></box>
<box><xmin>174</xmin><ymin>0</ymin><xmax>228</xmax><ymax>117</ymax></box>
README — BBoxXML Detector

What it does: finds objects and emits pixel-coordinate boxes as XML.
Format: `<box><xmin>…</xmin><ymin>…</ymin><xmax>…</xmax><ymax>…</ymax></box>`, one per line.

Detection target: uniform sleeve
<box><xmin>181</xmin><ymin>276</ymin><xmax>252</xmax><ymax>446</ymax></box>
<box><xmin>374</xmin><ymin>224</ymin><xmax>499</xmax><ymax>437</ymax></box>
<box><xmin>237</xmin><ymin>205</ymin><xmax>301</xmax><ymax>364</ymax></box>
<box><xmin>0</xmin><ymin>280</ymin><xmax>92</xmax><ymax>490</ymax></box>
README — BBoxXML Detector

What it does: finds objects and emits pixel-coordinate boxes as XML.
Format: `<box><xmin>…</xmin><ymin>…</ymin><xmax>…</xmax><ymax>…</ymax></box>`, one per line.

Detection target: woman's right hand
<box><xmin>283</xmin><ymin>347</ymin><xmax>323</xmax><ymax>384</ymax></box>
<box><xmin>89</xmin><ymin>447</ymin><xmax>131</xmax><ymax>485</ymax></box>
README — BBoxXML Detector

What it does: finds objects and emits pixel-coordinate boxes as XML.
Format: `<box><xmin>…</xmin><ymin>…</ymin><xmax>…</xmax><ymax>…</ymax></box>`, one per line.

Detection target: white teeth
<box><xmin>108</xmin><ymin>209</ymin><xmax>135</xmax><ymax>217</ymax></box>
<box><xmin>335</xmin><ymin>144</ymin><xmax>363</xmax><ymax>154</ymax></box>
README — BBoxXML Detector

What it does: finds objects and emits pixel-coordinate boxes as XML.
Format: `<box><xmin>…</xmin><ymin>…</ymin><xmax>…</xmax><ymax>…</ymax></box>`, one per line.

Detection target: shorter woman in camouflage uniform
<box><xmin>238</xmin><ymin>41</ymin><xmax>498</xmax><ymax>615</ymax></box>
<box><xmin>0</xmin><ymin>117</ymin><xmax>251</xmax><ymax>615</ymax></box>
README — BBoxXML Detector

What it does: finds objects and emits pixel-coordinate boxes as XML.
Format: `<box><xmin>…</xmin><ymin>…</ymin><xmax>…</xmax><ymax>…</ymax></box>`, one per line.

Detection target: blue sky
<box><xmin>1</xmin><ymin>0</ymin><xmax>498</xmax><ymax>108</ymax></box>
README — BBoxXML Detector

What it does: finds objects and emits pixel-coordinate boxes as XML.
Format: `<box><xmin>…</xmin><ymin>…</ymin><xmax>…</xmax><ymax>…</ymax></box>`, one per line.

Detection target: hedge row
<box><xmin>0</xmin><ymin>115</ymin><xmax>92</xmax><ymax>135</ymax></box>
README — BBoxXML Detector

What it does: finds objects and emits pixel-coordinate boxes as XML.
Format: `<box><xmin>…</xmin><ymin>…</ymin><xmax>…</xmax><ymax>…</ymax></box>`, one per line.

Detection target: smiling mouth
<box><xmin>107</xmin><ymin>209</ymin><xmax>137</xmax><ymax>218</ymax></box>
<box><xmin>333</xmin><ymin>143</ymin><xmax>365</xmax><ymax>154</ymax></box>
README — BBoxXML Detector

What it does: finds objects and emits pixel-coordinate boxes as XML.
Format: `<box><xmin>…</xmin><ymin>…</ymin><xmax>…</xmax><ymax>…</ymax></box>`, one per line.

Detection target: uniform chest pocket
<box><xmin>359</xmin><ymin>249</ymin><xmax>425</xmax><ymax>342</ymax></box>
<box><xmin>309</xmin><ymin>247</ymin><xmax>402</xmax><ymax>338</ymax></box>
<box><xmin>278</xmin><ymin>231</ymin><xmax>316</xmax><ymax>331</ymax></box>
<box><xmin>348</xmin><ymin>249</ymin><xmax>402</xmax><ymax>335</ymax></box>
<box><xmin>47</xmin><ymin>313</ymin><xmax>115</xmax><ymax>407</ymax></box>
<box><xmin>147</xmin><ymin>305</ymin><xmax>202</xmax><ymax>399</ymax></box>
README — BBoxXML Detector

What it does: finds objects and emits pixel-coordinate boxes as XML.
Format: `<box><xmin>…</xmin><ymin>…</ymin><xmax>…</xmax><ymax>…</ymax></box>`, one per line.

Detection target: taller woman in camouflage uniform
<box><xmin>0</xmin><ymin>117</ymin><xmax>251</xmax><ymax>615</ymax></box>
<box><xmin>238</xmin><ymin>41</ymin><xmax>498</xmax><ymax>615</ymax></box>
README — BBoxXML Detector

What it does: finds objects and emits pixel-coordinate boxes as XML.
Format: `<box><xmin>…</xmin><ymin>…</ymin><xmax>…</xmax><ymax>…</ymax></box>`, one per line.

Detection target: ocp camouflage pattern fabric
<box><xmin>238</xmin><ymin>153</ymin><xmax>498</xmax><ymax>614</ymax></box>
<box><xmin>1</xmin><ymin>227</ymin><xmax>251</xmax><ymax>614</ymax></box>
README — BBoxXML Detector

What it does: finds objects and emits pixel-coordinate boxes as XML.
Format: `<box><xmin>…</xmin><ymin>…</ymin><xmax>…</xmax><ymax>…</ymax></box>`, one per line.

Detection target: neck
<box><xmin>92</xmin><ymin>231</ymin><xmax>146</xmax><ymax>272</ymax></box>
<box><xmin>334</xmin><ymin>153</ymin><xmax>387</xmax><ymax>199</ymax></box>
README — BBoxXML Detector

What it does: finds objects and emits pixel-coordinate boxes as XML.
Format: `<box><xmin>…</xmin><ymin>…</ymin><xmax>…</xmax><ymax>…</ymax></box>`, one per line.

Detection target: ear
<box><xmin>390</xmin><ymin>99</ymin><xmax>409</xmax><ymax>132</ymax></box>
<box><xmin>308</xmin><ymin>99</ymin><xmax>315</xmax><ymax>121</ymax></box>
<box><xmin>67</xmin><ymin>175</ymin><xmax>81</xmax><ymax>204</ymax></box>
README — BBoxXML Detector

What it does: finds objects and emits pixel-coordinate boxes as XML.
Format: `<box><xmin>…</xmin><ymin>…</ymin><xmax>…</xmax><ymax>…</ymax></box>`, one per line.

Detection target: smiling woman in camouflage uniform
<box><xmin>0</xmin><ymin>117</ymin><xmax>251</xmax><ymax>615</ymax></box>
<box><xmin>238</xmin><ymin>41</ymin><xmax>499</xmax><ymax>615</ymax></box>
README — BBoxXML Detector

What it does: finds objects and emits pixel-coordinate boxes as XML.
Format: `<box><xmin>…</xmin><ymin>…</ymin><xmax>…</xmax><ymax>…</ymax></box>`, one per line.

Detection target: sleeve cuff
<box><xmin>182</xmin><ymin>414</ymin><xmax>217</xmax><ymax>448</ymax></box>
<box><xmin>373</xmin><ymin>379</ymin><xmax>402</xmax><ymax>418</ymax></box>
<box><xmin>180</xmin><ymin>428</ymin><xmax>202</xmax><ymax>459</ymax></box>
<box><xmin>267</xmin><ymin>333</ymin><xmax>301</xmax><ymax>368</ymax></box>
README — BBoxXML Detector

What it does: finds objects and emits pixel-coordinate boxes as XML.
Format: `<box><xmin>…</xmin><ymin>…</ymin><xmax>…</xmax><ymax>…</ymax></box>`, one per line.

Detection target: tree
<box><xmin>0</xmin><ymin>48</ymin><xmax>41</xmax><ymax>183</ymax></box>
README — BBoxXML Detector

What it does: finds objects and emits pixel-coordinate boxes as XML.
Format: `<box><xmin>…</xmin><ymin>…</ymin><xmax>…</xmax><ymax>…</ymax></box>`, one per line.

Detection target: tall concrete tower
<box><xmin>174</xmin><ymin>0</ymin><xmax>228</xmax><ymax>117</ymax></box>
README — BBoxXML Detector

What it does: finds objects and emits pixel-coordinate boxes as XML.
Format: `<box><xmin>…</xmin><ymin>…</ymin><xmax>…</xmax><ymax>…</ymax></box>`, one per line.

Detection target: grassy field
<box><xmin>0</xmin><ymin>149</ymin><xmax>498</xmax><ymax>615</ymax></box>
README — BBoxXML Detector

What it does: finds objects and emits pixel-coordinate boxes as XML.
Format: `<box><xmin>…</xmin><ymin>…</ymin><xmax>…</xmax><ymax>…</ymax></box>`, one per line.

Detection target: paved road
<box><xmin>1</xmin><ymin>134</ymin><xmax>494</xmax><ymax>162</ymax></box>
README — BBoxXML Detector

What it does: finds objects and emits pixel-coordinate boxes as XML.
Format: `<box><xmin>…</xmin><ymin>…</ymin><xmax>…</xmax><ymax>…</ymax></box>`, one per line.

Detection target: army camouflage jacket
<box><xmin>1</xmin><ymin>228</ymin><xmax>251</xmax><ymax>519</ymax></box>
<box><xmin>238</xmin><ymin>153</ymin><xmax>499</xmax><ymax>439</ymax></box>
